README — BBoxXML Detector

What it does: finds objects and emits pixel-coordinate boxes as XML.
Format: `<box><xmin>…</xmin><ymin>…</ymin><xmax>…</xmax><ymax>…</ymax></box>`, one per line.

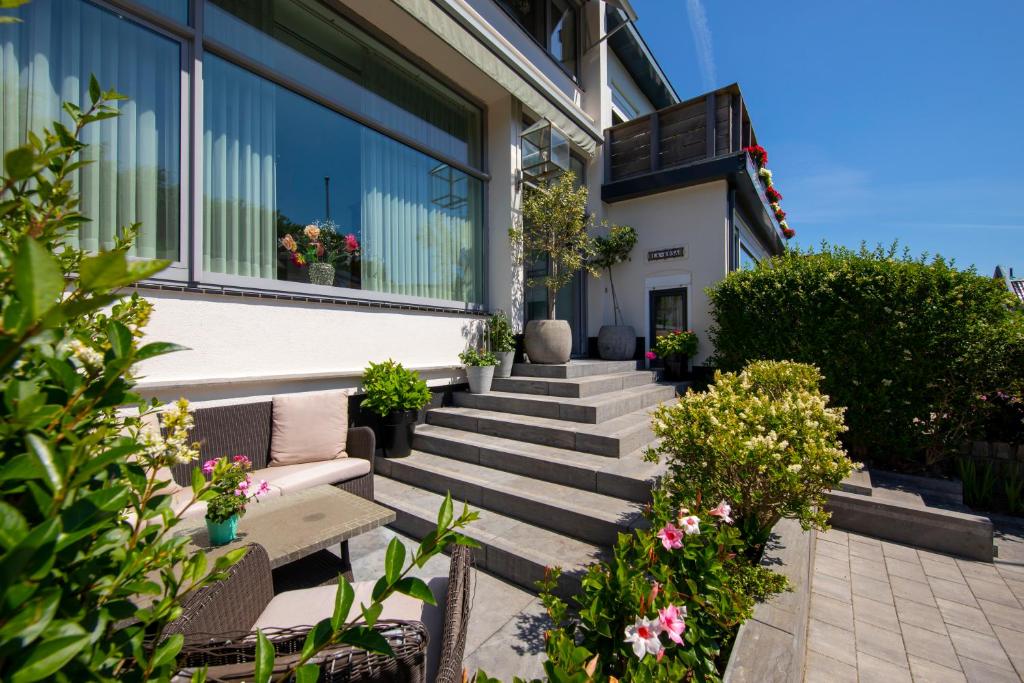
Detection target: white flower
<box><xmin>679</xmin><ymin>515</ymin><xmax>701</xmax><ymax>535</ymax></box>
<box><xmin>787</xmin><ymin>463</ymin><xmax>802</xmax><ymax>474</ymax></box>
<box><xmin>624</xmin><ymin>617</ymin><xmax>663</xmax><ymax>660</ymax></box>
<box><xmin>68</xmin><ymin>339</ymin><xmax>103</xmax><ymax>370</ymax></box>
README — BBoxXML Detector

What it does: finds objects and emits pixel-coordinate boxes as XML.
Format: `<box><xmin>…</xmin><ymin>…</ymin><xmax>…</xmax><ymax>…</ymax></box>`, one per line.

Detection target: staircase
<box><xmin>374</xmin><ymin>360</ymin><xmax>678</xmax><ymax>596</ymax></box>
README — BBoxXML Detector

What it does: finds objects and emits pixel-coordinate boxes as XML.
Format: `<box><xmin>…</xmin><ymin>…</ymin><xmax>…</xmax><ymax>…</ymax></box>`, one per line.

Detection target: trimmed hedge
<box><xmin>707</xmin><ymin>244</ymin><xmax>1024</xmax><ymax>469</ymax></box>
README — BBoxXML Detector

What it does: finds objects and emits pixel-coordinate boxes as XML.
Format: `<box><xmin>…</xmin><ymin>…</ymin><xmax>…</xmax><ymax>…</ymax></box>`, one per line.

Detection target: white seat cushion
<box><xmin>257</xmin><ymin>458</ymin><xmax>370</xmax><ymax>494</ymax></box>
<box><xmin>270</xmin><ymin>390</ymin><xmax>349</xmax><ymax>466</ymax></box>
<box><xmin>253</xmin><ymin>577</ymin><xmax>448</xmax><ymax>681</ymax></box>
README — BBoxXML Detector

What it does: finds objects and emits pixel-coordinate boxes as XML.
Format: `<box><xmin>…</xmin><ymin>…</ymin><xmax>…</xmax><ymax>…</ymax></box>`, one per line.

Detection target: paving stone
<box><xmin>908</xmin><ymin>655</ymin><xmax>968</xmax><ymax>683</ymax></box>
<box><xmin>956</xmin><ymin>559</ymin><xmax>1004</xmax><ymax>584</ymax></box>
<box><xmin>900</xmin><ymin>623</ymin><xmax>961</xmax><ymax>671</ymax></box>
<box><xmin>803</xmin><ymin>649</ymin><xmax>857</xmax><ymax>683</ymax></box>
<box><xmin>883</xmin><ymin>542</ymin><xmax>923</xmax><ymax>563</ymax></box>
<box><xmin>936</xmin><ymin>598</ymin><xmax>994</xmax><ymax>635</ymax></box>
<box><xmin>855</xmin><ymin>619</ymin><xmax>910</xmax><ymax>666</ymax></box>
<box><xmin>929</xmin><ymin>576</ymin><xmax>980</xmax><ymax>607</ymax></box>
<box><xmin>895</xmin><ymin>596</ymin><xmax>948</xmax><ymax>635</ymax></box>
<box><xmin>851</xmin><ymin>555</ymin><xmax>890</xmax><ymax>582</ymax></box>
<box><xmin>461</xmin><ymin>598</ymin><xmax>549</xmax><ymax>681</ymax></box>
<box><xmin>849</xmin><ymin>533</ymin><xmax>883</xmax><ymax>547</ymax></box>
<box><xmin>849</xmin><ymin>538</ymin><xmax>886</xmax><ymax>562</ymax></box>
<box><xmin>977</xmin><ymin>598</ymin><xmax>1024</xmax><ymax>632</ymax></box>
<box><xmin>810</xmin><ymin>591</ymin><xmax>854</xmax><ymax>631</ymax></box>
<box><xmin>887</xmin><ymin>557</ymin><xmax>930</xmax><ymax>584</ymax></box>
<box><xmin>992</xmin><ymin>625</ymin><xmax>1024</xmax><ymax>677</ymax></box>
<box><xmin>819</xmin><ymin>529</ymin><xmax>850</xmax><ymax>546</ymax></box>
<box><xmin>814</xmin><ymin>553</ymin><xmax>851</xmax><ymax>581</ymax></box>
<box><xmin>816</xmin><ymin>537</ymin><xmax>850</xmax><ymax>561</ymax></box>
<box><xmin>946</xmin><ymin>624</ymin><xmax>1014</xmax><ymax>671</ymax></box>
<box><xmin>812</xmin><ymin>571</ymin><xmax>852</xmax><ymax>604</ymax></box>
<box><xmin>958</xmin><ymin>656</ymin><xmax>1021</xmax><ymax>683</ymax></box>
<box><xmin>852</xmin><ymin>572</ymin><xmax>895</xmax><ymax>605</ymax></box>
<box><xmin>922</xmin><ymin>558</ymin><xmax>967</xmax><ymax>583</ymax></box>
<box><xmin>964</xmin><ymin>575</ymin><xmax>1021</xmax><ymax>609</ymax></box>
<box><xmin>857</xmin><ymin>651</ymin><xmax>912</xmax><ymax>683</ymax></box>
<box><xmin>854</xmin><ymin>593</ymin><xmax>902</xmax><ymax>633</ymax></box>
<box><xmin>892</xmin><ymin>575</ymin><xmax>939</xmax><ymax>607</ymax></box>
<box><xmin>807</xmin><ymin>618</ymin><xmax>857</xmax><ymax>667</ymax></box>
<box><xmin>917</xmin><ymin>549</ymin><xmax>960</xmax><ymax>566</ymax></box>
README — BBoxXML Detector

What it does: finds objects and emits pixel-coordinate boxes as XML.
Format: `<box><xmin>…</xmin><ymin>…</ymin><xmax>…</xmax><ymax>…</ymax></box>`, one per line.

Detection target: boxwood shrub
<box><xmin>707</xmin><ymin>244</ymin><xmax>1024</xmax><ymax>468</ymax></box>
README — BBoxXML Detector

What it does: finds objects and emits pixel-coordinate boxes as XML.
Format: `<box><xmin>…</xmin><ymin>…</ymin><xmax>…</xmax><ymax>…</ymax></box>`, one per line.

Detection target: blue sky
<box><xmin>632</xmin><ymin>0</ymin><xmax>1024</xmax><ymax>273</ymax></box>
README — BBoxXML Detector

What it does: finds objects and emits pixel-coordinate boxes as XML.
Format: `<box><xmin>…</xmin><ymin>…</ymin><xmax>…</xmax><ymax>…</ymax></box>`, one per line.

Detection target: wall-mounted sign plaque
<box><xmin>647</xmin><ymin>246</ymin><xmax>686</xmax><ymax>261</ymax></box>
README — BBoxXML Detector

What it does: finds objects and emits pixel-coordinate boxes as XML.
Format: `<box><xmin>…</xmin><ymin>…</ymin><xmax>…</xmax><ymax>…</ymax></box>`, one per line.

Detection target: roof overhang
<box><xmin>606</xmin><ymin>7</ymin><xmax>678</xmax><ymax>110</ymax></box>
<box><xmin>602</xmin><ymin>152</ymin><xmax>785</xmax><ymax>255</ymax></box>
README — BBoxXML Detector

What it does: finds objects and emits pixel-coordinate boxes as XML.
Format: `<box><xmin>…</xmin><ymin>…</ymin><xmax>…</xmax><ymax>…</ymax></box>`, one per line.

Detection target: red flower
<box><xmin>774</xmin><ymin>208</ymin><xmax>787</xmax><ymax>221</ymax></box>
<box><xmin>743</xmin><ymin>145</ymin><xmax>768</xmax><ymax>168</ymax></box>
<box><xmin>344</xmin><ymin>233</ymin><xmax>360</xmax><ymax>253</ymax></box>
<box><xmin>782</xmin><ymin>227</ymin><xmax>796</xmax><ymax>239</ymax></box>
<box><xmin>765</xmin><ymin>186</ymin><xmax>783</xmax><ymax>203</ymax></box>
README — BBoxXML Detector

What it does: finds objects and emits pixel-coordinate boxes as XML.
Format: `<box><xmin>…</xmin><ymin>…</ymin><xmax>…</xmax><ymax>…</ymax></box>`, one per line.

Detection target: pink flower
<box><xmin>645</xmin><ymin>351</ymin><xmax>657</xmax><ymax>360</ymax></box>
<box><xmin>257</xmin><ymin>480</ymin><xmax>271</xmax><ymax>496</ymax></box>
<box><xmin>709</xmin><ymin>500</ymin><xmax>733</xmax><ymax>524</ymax></box>
<box><xmin>679</xmin><ymin>515</ymin><xmax>701</xmax><ymax>535</ymax></box>
<box><xmin>202</xmin><ymin>460</ymin><xmax>217</xmax><ymax>476</ymax></box>
<box><xmin>624</xmin><ymin>617</ymin><xmax>663</xmax><ymax>660</ymax></box>
<box><xmin>672</xmin><ymin>329</ymin><xmax>681</xmax><ymax>335</ymax></box>
<box><xmin>344</xmin><ymin>233</ymin><xmax>360</xmax><ymax>253</ymax></box>
<box><xmin>232</xmin><ymin>454</ymin><xmax>251</xmax><ymax>467</ymax></box>
<box><xmin>657</xmin><ymin>522</ymin><xmax>684</xmax><ymax>550</ymax></box>
<box><xmin>658</xmin><ymin>604</ymin><xmax>687</xmax><ymax>645</ymax></box>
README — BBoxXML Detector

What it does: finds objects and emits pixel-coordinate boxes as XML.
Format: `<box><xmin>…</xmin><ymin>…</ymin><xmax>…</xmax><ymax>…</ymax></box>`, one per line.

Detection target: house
<box><xmin>995</xmin><ymin>265</ymin><xmax>1024</xmax><ymax>303</ymax></box>
<box><xmin>0</xmin><ymin>0</ymin><xmax>786</xmax><ymax>402</ymax></box>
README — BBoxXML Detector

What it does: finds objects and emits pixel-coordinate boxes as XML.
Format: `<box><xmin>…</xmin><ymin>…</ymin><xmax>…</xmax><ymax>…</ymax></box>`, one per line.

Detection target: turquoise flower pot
<box><xmin>206</xmin><ymin>514</ymin><xmax>239</xmax><ymax>546</ymax></box>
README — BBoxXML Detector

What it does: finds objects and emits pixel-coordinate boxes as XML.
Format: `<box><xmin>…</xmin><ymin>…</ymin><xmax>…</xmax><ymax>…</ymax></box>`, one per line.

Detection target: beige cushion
<box><xmin>253</xmin><ymin>576</ymin><xmax>448</xmax><ymax>680</ymax></box>
<box><xmin>270</xmin><ymin>390</ymin><xmax>349</xmax><ymax>466</ymax></box>
<box><xmin>257</xmin><ymin>459</ymin><xmax>370</xmax><ymax>494</ymax></box>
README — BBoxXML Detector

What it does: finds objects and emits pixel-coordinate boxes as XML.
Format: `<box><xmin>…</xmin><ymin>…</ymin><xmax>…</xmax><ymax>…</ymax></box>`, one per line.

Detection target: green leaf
<box><xmin>88</xmin><ymin>75</ymin><xmax>101</xmax><ymax>105</ymax></box>
<box><xmin>0</xmin><ymin>588</ymin><xmax>59</xmax><ymax>644</ymax></box>
<box><xmin>253</xmin><ymin>630</ymin><xmax>273</xmax><ymax>683</ymax></box>
<box><xmin>107</xmin><ymin>321</ymin><xmax>132</xmax><ymax>358</ymax></box>
<box><xmin>331</xmin><ymin>578</ymin><xmax>354</xmax><ymax>632</ymax></box>
<box><xmin>77</xmin><ymin>250</ymin><xmax>126</xmax><ymax>290</ymax></box>
<box><xmin>135</xmin><ymin>341</ymin><xmax>187</xmax><ymax>361</ymax></box>
<box><xmin>151</xmin><ymin>633</ymin><xmax>183</xmax><ymax>668</ymax></box>
<box><xmin>338</xmin><ymin>626</ymin><xmax>393</xmax><ymax>657</ymax></box>
<box><xmin>436</xmin><ymin>491</ymin><xmax>453</xmax><ymax>537</ymax></box>
<box><xmin>4</xmin><ymin>144</ymin><xmax>34</xmax><ymax>179</ymax></box>
<box><xmin>295</xmin><ymin>664</ymin><xmax>320</xmax><ymax>683</ymax></box>
<box><xmin>11</xmin><ymin>633</ymin><xmax>90</xmax><ymax>683</ymax></box>
<box><xmin>394</xmin><ymin>577</ymin><xmax>436</xmax><ymax>606</ymax></box>
<box><xmin>300</xmin><ymin>620</ymin><xmax>332</xmax><ymax>661</ymax></box>
<box><xmin>25</xmin><ymin>433</ymin><xmax>61</xmax><ymax>493</ymax></box>
<box><xmin>384</xmin><ymin>537</ymin><xmax>405</xmax><ymax>584</ymax></box>
<box><xmin>14</xmin><ymin>236</ymin><xmax>64</xmax><ymax>320</ymax></box>
<box><xmin>360</xmin><ymin>602</ymin><xmax>382</xmax><ymax>628</ymax></box>
<box><xmin>0</xmin><ymin>501</ymin><xmax>28</xmax><ymax>549</ymax></box>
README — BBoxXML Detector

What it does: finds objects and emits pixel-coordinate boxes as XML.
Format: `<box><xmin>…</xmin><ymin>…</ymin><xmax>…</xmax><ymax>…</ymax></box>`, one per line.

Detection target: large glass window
<box><xmin>203</xmin><ymin>56</ymin><xmax>484</xmax><ymax>304</ymax></box>
<box><xmin>0</xmin><ymin>0</ymin><xmax>182</xmax><ymax>261</ymax></box>
<box><xmin>497</xmin><ymin>0</ymin><xmax>579</xmax><ymax>76</ymax></box>
<box><xmin>133</xmin><ymin>0</ymin><xmax>188</xmax><ymax>24</ymax></box>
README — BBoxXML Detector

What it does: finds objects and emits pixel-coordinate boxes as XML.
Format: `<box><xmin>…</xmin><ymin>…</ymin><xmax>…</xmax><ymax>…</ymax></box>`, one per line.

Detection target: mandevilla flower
<box><xmin>624</xmin><ymin>617</ymin><xmax>663</xmax><ymax>660</ymax></box>
<box><xmin>657</xmin><ymin>522</ymin><xmax>684</xmax><ymax>550</ymax></box>
<box><xmin>709</xmin><ymin>500</ymin><xmax>733</xmax><ymax>524</ymax></box>
<box><xmin>679</xmin><ymin>515</ymin><xmax>701</xmax><ymax>535</ymax></box>
<box><xmin>658</xmin><ymin>604</ymin><xmax>687</xmax><ymax>645</ymax></box>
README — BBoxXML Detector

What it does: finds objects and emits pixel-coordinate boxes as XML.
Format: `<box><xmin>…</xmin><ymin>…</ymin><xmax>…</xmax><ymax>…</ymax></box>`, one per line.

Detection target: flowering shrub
<box><xmin>280</xmin><ymin>219</ymin><xmax>360</xmax><ymax>268</ymax></box>
<box><xmin>978</xmin><ymin>390</ymin><xmax>1024</xmax><ymax>443</ymax></box>
<box><xmin>651</xmin><ymin>329</ymin><xmax>699</xmax><ymax>359</ymax></box>
<box><xmin>708</xmin><ymin>244</ymin><xmax>1024</xmax><ymax>469</ymax></box>
<box><xmin>648</xmin><ymin>361</ymin><xmax>854</xmax><ymax>547</ymax></box>
<box><xmin>743</xmin><ymin>144</ymin><xmax>768</xmax><ymax>168</ymax></box>
<box><xmin>764</xmin><ymin>186</ymin><xmax>782</xmax><ymax>203</ymax></box>
<box><xmin>203</xmin><ymin>455</ymin><xmax>271</xmax><ymax>523</ymax></box>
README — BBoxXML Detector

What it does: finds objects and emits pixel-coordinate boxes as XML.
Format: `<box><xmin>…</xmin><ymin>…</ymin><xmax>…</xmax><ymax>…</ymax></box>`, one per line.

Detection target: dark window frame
<box><xmin>495</xmin><ymin>0</ymin><xmax>583</xmax><ymax>84</ymax></box>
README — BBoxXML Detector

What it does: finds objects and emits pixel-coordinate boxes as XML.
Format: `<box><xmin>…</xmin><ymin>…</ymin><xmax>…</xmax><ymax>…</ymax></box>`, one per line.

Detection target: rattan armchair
<box><xmin>170</xmin><ymin>542</ymin><xmax>472</xmax><ymax>682</ymax></box>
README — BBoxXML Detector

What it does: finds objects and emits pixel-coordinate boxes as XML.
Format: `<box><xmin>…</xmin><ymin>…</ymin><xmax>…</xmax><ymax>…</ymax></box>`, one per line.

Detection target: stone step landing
<box><xmin>452</xmin><ymin>382</ymin><xmax>676</xmax><ymax>424</ymax></box>
<box><xmin>511</xmin><ymin>359</ymin><xmax>638</xmax><ymax>379</ymax></box>
<box><xmin>491</xmin><ymin>369</ymin><xmax>659</xmax><ymax>398</ymax></box>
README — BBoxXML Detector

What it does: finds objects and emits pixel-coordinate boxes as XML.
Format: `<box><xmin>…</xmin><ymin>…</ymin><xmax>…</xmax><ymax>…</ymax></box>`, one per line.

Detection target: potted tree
<box><xmin>490</xmin><ymin>310</ymin><xmax>517</xmax><ymax>378</ymax></box>
<box><xmin>649</xmin><ymin>330</ymin><xmax>699</xmax><ymax>381</ymax></box>
<box><xmin>360</xmin><ymin>359</ymin><xmax>433</xmax><ymax>458</ymax></box>
<box><xmin>593</xmin><ymin>224</ymin><xmax>638</xmax><ymax>360</ymax></box>
<box><xmin>460</xmin><ymin>347</ymin><xmax>498</xmax><ymax>393</ymax></box>
<box><xmin>510</xmin><ymin>172</ymin><xmax>597</xmax><ymax>364</ymax></box>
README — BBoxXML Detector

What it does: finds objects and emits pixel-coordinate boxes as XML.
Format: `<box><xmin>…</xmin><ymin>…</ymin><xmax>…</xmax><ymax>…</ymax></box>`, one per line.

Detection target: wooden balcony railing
<box><xmin>604</xmin><ymin>84</ymin><xmax>757</xmax><ymax>184</ymax></box>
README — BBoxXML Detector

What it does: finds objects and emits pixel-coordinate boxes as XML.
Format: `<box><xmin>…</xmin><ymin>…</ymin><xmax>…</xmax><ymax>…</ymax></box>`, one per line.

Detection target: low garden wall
<box><xmin>961</xmin><ymin>440</ymin><xmax>1024</xmax><ymax>473</ymax></box>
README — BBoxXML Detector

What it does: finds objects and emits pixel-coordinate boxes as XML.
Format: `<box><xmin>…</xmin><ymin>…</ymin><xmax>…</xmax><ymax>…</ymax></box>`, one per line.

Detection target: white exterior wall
<box><xmin>592</xmin><ymin>182</ymin><xmax>730</xmax><ymax>366</ymax></box>
<box><xmin>607</xmin><ymin>51</ymin><xmax>654</xmax><ymax>120</ymax></box>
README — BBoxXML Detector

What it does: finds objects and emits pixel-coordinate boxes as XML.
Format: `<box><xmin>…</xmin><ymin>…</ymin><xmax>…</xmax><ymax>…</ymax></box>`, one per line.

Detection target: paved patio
<box><xmin>804</xmin><ymin>523</ymin><xmax>1024</xmax><ymax>682</ymax></box>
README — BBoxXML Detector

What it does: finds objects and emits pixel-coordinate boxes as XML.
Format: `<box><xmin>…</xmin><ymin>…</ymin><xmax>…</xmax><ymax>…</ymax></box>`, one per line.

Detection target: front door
<box><xmin>648</xmin><ymin>287</ymin><xmax>688</xmax><ymax>367</ymax></box>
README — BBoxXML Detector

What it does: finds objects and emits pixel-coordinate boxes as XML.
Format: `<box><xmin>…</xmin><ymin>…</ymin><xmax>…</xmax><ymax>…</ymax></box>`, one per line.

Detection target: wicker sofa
<box><xmin>165</xmin><ymin>400</ymin><xmax>375</xmax><ymax>518</ymax></box>
<box><xmin>171</xmin><ymin>543</ymin><xmax>472</xmax><ymax>683</ymax></box>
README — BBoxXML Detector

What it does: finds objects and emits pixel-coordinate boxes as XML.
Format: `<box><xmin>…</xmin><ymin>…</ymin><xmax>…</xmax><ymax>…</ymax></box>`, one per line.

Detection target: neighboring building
<box><xmin>995</xmin><ymin>266</ymin><xmax>1024</xmax><ymax>303</ymax></box>
<box><xmin>0</xmin><ymin>0</ymin><xmax>785</xmax><ymax>403</ymax></box>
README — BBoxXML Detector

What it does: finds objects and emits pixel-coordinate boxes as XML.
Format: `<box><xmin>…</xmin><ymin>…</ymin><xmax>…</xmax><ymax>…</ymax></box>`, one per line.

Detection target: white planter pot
<box><xmin>494</xmin><ymin>351</ymin><xmax>515</xmax><ymax>378</ymax></box>
<box><xmin>465</xmin><ymin>365</ymin><xmax>495</xmax><ymax>394</ymax></box>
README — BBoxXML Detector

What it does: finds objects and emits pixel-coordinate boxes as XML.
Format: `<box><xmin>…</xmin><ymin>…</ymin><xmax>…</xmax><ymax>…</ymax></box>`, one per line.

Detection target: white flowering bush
<box><xmin>648</xmin><ymin>361</ymin><xmax>855</xmax><ymax>547</ymax></box>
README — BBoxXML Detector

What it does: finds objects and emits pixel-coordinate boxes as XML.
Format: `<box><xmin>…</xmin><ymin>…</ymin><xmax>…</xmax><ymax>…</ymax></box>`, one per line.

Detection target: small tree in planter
<box><xmin>489</xmin><ymin>310</ymin><xmax>517</xmax><ymax>378</ymax></box>
<box><xmin>361</xmin><ymin>360</ymin><xmax>433</xmax><ymax>458</ymax></box>
<box><xmin>593</xmin><ymin>224</ymin><xmax>639</xmax><ymax>360</ymax></box>
<box><xmin>510</xmin><ymin>171</ymin><xmax>597</xmax><ymax>364</ymax></box>
<box><xmin>460</xmin><ymin>347</ymin><xmax>498</xmax><ymax>394</ymax></box>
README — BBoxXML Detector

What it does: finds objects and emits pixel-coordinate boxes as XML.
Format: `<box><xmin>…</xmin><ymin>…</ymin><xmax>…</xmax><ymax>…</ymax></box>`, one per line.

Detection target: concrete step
<box><xmin>491</xmin><ymin>370</ymin><xmax>660</xmax><ymax>399</ymax></box>
<box><xmin>452</xmin><ymin>382</ymin><xmax>676</xmax><ymax>424</ymax></box>
<box><xmin>375</xmin><ymin>476</ymin><xmax>604</xmax><ymax>598</ymax></box>
<box><xmin>425</xmin><ymin>401</ymin><xmax>674</xmax><ymax>458</ymax></box>
<box><xmin>412</xmin><ymin>424</ymin><xmax>664</xmax><ymax>503</ymax></box>
<box><xmin>376</xmin><ymin>451</ymin><xmax>644</xmax><ymax>546</ymax></box>
<box><xmin>511</xmin><ymin>359</ymin><xmax>637</xmax><ymax>379</ymax></box>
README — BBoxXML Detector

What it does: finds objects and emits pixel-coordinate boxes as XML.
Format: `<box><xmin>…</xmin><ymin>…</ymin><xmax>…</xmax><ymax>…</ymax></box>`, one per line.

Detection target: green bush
<box><xmin>649</xmin><ymin>361</ymin><xmax>854</xmax><ymax>547</ymax></box>
<box><xmin>359</xmin><ymin>359</ymin><xmax>433</xmax><ymax>416</ymax></box>
<box><xmin>489</xmin><ymin>310</ymin><xmax>516</xmax><ymax>353</ymax></box>
<box><xmin>707</xmin><ymin>244</ymin><xmax>1024</xmax><ymax>469</ymax></box>
<box><xmin>459</xmin><ymin>347</ymin><xmax>497</xmax><ymax>367</ymax></box>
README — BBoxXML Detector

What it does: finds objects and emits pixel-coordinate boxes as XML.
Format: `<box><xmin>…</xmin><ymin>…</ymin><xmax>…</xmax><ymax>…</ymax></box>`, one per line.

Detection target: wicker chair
<box><xmin>166</xmin><ymin>400</ymin><xmax>376</xmax><ymax>501</ymax></box>
<box><xmin>171</xmin><ymin>543</ymin><xmax>473</xmax><ymax>682</ymax></box>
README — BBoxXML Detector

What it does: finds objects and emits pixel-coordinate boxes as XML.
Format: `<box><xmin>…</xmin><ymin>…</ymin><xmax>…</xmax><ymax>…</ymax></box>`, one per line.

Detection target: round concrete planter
<box><xmin>524</xmin><ymin>319</ymin><xmax>572</xmax><ymax>364</ymax></box>
<box><xmin>597</xmin><ymin>325</ymin><xmax>636</xmax><ymax>360</ymax></box>
<box><xmin>465</xmin><ymin>365</ymin><xmax>495</xmax><ymax>394</ymax></box>
<box><xmin>493</xmin><ymin>350</ymin><xmax>515</xmax><ymax>378</ymax></box>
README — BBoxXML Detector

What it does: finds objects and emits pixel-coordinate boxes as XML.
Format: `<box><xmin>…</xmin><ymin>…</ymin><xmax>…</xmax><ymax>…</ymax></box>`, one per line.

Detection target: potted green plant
<box><xmin>593</xmin><ymin>224</ymin><xmax>638</xmax><ymax>360</ymax></box>
<box><xmin>649</xmin><ymin>330</ymin><xmax>699</xmax><ymax>381</ymax></box>
<box><xmin>510</xmin><ymin>171</ymin><xmax>597</xmax><ymax>364</ymax></box>
<box><xmin>460</xmin><ymin>347</ymin><xmax>498</xmax><ymax>394</ymax></box>
<box><xmin>489</xmin><ymin>310</ymin><xmax>517</xmax><ymax>378</ymax></box>
<box><xmin>361</xmin><ymin>359</ymin><xmax>433</xmax><ymax>458</ymax></box>
<box><xmin>280</xmin><ymin>220</ymin><xmax>360</xmax><ymax>287</ymax></box>
<box><xmin>202</xmin><ymin>455</ymin><xmax>270</xmax><ymax>545</ymax></box>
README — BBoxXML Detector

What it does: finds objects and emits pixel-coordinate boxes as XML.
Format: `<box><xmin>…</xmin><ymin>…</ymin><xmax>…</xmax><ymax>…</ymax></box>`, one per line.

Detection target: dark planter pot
<box><xmin>663</xmin><ymin>354</ymin><xmax>689</xmax><ymax>381</ymax></box>
<box><xmin>379</xmin><ymin>409</ymin><xmax>418</xmax><ymax>458</ymax></box>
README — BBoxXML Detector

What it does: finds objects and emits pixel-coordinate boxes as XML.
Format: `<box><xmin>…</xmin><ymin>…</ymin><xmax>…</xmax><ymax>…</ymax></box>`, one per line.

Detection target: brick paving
<box><xmin>804</xmin><ymin>528</ymin><xmax>1024</xmax><ymax>683</ymax></box>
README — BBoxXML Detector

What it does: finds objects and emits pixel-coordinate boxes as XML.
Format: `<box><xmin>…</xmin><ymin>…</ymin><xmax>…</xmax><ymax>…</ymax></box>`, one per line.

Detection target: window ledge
<box><xmin>134</xmin><ymin>363</ymin><xmax>465</xmax><ymax>392</ymax></box>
